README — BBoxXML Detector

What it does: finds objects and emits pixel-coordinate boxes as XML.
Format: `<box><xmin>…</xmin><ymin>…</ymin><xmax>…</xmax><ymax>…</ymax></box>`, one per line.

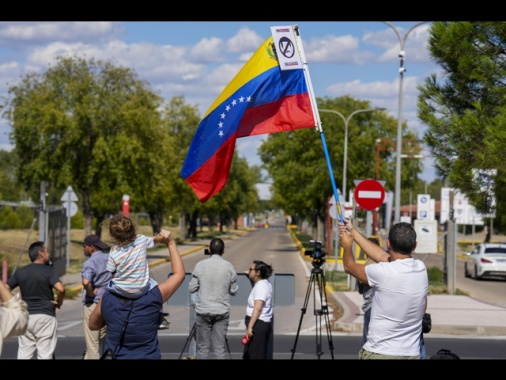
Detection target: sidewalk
<box><xmin>331</xmin><ymin>290</ymin><xmax>506</xmax><ymax>337</ymax></box>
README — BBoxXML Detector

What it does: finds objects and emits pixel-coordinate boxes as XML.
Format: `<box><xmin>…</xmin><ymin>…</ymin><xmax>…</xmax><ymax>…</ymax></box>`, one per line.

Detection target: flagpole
<box><xmin>292</xmin><ymin>25</ymin><xmax>345</xmax><ymax>224</ymax></box>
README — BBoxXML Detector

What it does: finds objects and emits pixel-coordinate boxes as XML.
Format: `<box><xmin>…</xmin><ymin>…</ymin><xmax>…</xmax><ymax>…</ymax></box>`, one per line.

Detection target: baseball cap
<box><xmin>83</xmin><ymin>235</ymin><xmax>110</xmax><ymax>250</ymax></box>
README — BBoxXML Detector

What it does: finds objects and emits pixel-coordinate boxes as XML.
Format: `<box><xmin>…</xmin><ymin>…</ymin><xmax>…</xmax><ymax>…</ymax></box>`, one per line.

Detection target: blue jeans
<box><xmin>362</xmin><ymin>308</ymin><xmax>371</xmax><ymax>344</ymax></box>
<box><xmin>420</xmin><ymin>334</ymin><xmax>427</xmax><ymax>359</ymax></box>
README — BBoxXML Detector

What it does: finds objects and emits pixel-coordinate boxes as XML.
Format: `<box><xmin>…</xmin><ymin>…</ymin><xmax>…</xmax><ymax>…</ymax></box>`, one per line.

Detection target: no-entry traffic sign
<box><xmin>354</xmin><ymin>179</ymin><xmax>385</xmax><ymax>210</ymax></box>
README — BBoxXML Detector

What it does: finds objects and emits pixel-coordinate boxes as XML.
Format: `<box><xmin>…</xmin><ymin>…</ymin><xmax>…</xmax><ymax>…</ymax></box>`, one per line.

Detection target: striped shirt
<box><xmin>107</xmin><ymin>234</ymin><xmax>154</xmax><ymax>298</ymax></box>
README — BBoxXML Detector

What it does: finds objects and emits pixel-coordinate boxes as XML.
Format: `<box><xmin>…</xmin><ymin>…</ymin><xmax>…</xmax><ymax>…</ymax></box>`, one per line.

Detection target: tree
<box><xmin>0</xmin><ymin>150</ymin><xmax>23</xmax><ymax>202</ymax></box>
<box><xmin>418</xmin><ymin>22</ymin><xmax>506</xmax><ymax>230</ymax></box>
<box><xmin>161</xmin><ymin>96</ymin><xmax>203</xmax><ymax>239</ymax></box>
<box><xmin>2</xmin><ymin>56</ymin><xmax>169</xmax><ymax>237</ymax></box>
<box><xmin>206</xmin><ymin>154</ymin><xmax>261</xmax><ymax>231</ymax></box>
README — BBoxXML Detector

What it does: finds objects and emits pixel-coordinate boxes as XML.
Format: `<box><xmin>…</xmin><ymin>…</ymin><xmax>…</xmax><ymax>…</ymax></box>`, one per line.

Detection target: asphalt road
<box><xmin>3</xmin><ymin>332</ymin><xmax>506</xmax><ymax>360</ymax></box>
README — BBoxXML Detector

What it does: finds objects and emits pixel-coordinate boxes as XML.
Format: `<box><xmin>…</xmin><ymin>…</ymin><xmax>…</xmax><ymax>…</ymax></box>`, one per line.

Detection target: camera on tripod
<box><xmin>293</xmin><ymin>239</ymin><xmax>334</xmax><ymax>359</ymax></box>
<box><xmin>305</xmin><ymin>240</ymin><xmax>326</xmax><ymax>266</ymax></box>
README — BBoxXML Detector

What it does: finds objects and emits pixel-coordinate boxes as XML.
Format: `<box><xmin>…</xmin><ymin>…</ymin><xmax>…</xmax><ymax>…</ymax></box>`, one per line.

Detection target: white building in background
<box><xmin>440</xmin><ymin>187</ymin><xmax>485</xmax><ymax>225</ymax></box>
<box><xmin>256</xmin><ymin>183</ymin><xmax>271</xmax><ymax>201</ymax></box>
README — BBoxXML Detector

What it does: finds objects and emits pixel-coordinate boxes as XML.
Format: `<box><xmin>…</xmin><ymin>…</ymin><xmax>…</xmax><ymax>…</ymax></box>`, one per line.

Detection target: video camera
<box><xmin>305</xmin><ymin>240</ymin><xmax>326</xmax><ymax>267</ymax></box>
<box><xmin>204</xmin><ymin>249</ymin><xmax>211</xmax><ymax>255</ymax></box>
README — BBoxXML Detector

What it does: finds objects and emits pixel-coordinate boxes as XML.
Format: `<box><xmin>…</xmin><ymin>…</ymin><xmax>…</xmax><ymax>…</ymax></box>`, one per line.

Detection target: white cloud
<box><xmin>0</xmin><ymin>22</ymin><xmax>121</xmax><ymax>45</ymax></box>
<box><xmin>305</xmin><ymin>34</ymin><xmax>375</xmax><ymax>64</ymax></box>
<box><xmin>363</xmin><ymin>23</ymin><xmax>432</xmax><ymax>64</ymax></box>
<box><xmin>226</xmin><ymin>27</ymin><xmax>263</xmax><ymax>53</ymax></box>
<box><xmin>190</xmin><ymin>37</ymin><xmax>226</xmax><ymax>62</ymax></box>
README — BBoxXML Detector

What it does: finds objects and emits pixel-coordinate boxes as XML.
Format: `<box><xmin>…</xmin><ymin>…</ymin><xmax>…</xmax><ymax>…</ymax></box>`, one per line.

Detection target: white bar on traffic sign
<box><xmin>358</xmin><ymin>190</ymin><xmax>382</xmax><ymax>199</ymax></box>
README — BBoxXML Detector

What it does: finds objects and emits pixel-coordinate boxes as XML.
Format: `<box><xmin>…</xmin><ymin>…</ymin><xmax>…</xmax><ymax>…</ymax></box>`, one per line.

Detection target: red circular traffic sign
<box><xmin>354</xmin><ymin>179</ymin><xmax>385</xmax><ymax>210</ymax></box>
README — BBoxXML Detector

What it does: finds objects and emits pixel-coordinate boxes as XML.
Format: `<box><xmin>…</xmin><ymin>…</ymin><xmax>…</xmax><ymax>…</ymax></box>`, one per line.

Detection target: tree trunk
<box><xmin>83</xmin><ymin>193</ymin><xmax>93</xmax><ymax>238</ymax></box>
<box><xmin>94</xmin><ymin>214</ymin><xmax>105</xmax><ymax>238</ymax></box>
<box><xmin>189</xmin><ymin>210</ymin><xmax>198</xmax><ymax>239</ymax></box>
<box><xmin>149</xmin><ymin>211</ymin><xmax>163</xmax><ymax>235</ymax></box>
<box><xmin>179</xmin><ymin>211</ymin><xmax>187</xmax><ymax>240</ymax></box>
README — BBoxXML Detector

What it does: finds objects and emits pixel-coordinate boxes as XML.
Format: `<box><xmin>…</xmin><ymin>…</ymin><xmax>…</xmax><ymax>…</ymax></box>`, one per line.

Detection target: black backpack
<box><xmin>430</xmin><ymin>349</ymin><xmax>460</xmax><ymax>360</ymax></box>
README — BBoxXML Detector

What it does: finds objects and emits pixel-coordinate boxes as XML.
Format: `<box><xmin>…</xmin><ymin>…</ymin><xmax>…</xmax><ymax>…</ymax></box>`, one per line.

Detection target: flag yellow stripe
<box><xmin>203</xmin><ymin>37</ymin><xmax>278</xmax><ymax>118</ymax></box>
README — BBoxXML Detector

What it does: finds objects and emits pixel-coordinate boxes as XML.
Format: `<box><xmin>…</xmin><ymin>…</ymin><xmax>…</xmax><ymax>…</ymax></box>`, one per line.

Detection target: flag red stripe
<box><xmin>237</xmin><ymin>93</ymin><xmax>314</xmax><ymax>137</ymax></box>
<box><xmin>184</xmin><ymin>136</ymin><xmax>237</xmax><ymax>203</ymax></box>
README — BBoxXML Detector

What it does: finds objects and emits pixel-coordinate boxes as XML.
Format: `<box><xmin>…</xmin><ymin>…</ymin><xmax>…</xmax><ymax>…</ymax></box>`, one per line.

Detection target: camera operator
<box><xmin>189</xmin><ymin>238</ymin><xmax>238</xmax><ymax>359</ymax></box>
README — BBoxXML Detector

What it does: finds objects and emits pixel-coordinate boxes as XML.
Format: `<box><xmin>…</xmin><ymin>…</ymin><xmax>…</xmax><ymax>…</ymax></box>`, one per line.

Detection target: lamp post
<box><xmin>320</xmin><ymin>107</ymin><xmax>385</xmax><ymax>204</ymax></box>
<box><xmin>375</xmin><ymin>138</ymin><xmax>425</xmax><ymax>230</ymax></box>
<box><xmin>383</xmin><ymin>21</ymin><xmax>427</xmax><ymax>224</ymax></box>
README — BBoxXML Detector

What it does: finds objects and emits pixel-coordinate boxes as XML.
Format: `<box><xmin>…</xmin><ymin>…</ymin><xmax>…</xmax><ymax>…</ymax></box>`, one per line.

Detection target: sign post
<box><xmin>61</xmin><ymin>186</ymin><xmax>78</xmax><ymax>270</ymax></box>
<box><xmin>354</xmin><ymin>179</ymin><xmax>385</xmax><ymax>236</ymax></box>
<box><xmin>414</xmin><ymin>219</ymin><xmax>438</xmax><ymax>254</ymax></box>
<box><xmin>354</xmin><ymin>179</ymin><xmax>385</xmax><ymax>210</ymax></box>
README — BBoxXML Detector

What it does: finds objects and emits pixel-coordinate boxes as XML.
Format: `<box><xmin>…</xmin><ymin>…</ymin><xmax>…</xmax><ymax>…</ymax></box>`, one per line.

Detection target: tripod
<box><xmin>291</xmin><ymin>259</ymin><xmax>334</xmax><ymax>359</ymax></box>
<box><xmin>178</xmin><ymin>322</ymin><xmax>233</xmax><ymax>359</ymax></box>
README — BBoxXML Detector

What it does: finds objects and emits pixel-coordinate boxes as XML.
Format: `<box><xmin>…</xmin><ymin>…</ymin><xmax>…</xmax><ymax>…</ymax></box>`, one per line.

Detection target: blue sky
<box><xmin>0</xmin><ymin>21</ymin><xmax>441</xmax><ymax>184</ymax></box>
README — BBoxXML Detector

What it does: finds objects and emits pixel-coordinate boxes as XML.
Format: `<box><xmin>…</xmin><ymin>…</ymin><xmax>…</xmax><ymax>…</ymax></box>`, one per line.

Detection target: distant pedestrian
<box><xmin>243</xmin><ymin>260</ymin><xmax>273</xmax><ymax>360</ymax></box>
<box><xmin>339</xmin><ymin>220</ymin><xmax>428</xmax><ymax>360</ymax></box>
<box><xmin>0</xmin><ymin>280</ymin><xmax>29</xmax><ymax>357</ymax></box>
<box><xmin>6</xmin><ymin>241</ymin><xmax>65</xmax><ymax>359</ymax></box>
<box><xmin>189</xmin><ymin>238</ymin><xmax>238</xmax><ymax>359</ymax></box>
<box><xmin>81</xmin><ymin>234</ymin><xmax>113</xmax><ymax>359</ymax></box>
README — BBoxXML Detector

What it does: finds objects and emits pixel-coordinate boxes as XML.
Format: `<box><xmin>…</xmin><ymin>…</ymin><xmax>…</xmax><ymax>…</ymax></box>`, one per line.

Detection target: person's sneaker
<box><xmin>158</xmin><ymin>314</ymin><xmax>170</xmax><ymax>330</ymax></box>
<box><xmin>158</xmin><ymin>311</ymin><xmax>170</xmax><ymax>329</ymax></box>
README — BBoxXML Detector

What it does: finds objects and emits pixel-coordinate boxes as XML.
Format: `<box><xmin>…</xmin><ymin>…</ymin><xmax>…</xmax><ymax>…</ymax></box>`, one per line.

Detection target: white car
<box><xmin>464</xmin><ymin>243</ymin><xmax>506</xmax><ymax>280</ymax></box>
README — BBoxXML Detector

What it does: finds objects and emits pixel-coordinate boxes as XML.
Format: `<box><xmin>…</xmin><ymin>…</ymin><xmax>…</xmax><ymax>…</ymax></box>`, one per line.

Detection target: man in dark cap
<box><xmin>81</xmin><ymin>234</ymin><xmax>112</xmax><ymax>359</ymax></box>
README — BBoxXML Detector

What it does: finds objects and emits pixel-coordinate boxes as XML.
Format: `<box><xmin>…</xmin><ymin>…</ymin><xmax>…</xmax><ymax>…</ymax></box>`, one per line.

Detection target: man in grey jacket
<box><xmin>189</xmin><ymin>238</ymin><xmax>238</xmax><ymax>359</ymax></box>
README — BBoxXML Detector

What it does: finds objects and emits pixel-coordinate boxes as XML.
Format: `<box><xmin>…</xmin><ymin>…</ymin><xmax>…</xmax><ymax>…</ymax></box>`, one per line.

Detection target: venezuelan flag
<box><xmin>181</xmin><ymin>36</ymin><xmax>316</xmax><ymax>203</ymax></box>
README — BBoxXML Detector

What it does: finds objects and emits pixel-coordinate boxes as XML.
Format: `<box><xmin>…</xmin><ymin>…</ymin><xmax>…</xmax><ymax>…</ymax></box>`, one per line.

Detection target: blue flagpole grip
<box><xmin>319</xmin><ymin>132</ymin><xmax>345</xmax><ymax>224</ymax></box>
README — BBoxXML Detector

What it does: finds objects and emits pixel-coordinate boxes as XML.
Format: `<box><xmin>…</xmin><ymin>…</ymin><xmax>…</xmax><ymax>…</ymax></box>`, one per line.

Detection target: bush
<box><xmin>0</xmin><ymin>205</ymin><xmax>20</xmax><ymax>229</ymax></box>
<box><xmin>17</xmin><ymin>205</ymin><xmax>36</xmax><ymax>228</ymax></box>
<box><xmin>70</xmin><ymin>209</ymin><xmax>84</xmax><ymax>229</ymax></box>
<box><xmin>427</xmin><ymin>266</ymin><xmax>443</xmax><ymax>283</ymax></box>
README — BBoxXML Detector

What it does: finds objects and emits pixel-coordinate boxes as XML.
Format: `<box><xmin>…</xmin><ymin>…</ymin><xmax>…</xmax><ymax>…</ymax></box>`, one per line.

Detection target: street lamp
<box><xmin>383</xmin><ymin>21</ymin><xmax>427</xmax><ymax>224</ymax></box>
<box><xmin>375</xmin><ymin>138</ymin><xmax>426</xmax><ymax>230</ymax></box>
<box><xmin>320</xmin><ymin>107</ymin><xmax>385</xmax><ymax>204</ymax></box>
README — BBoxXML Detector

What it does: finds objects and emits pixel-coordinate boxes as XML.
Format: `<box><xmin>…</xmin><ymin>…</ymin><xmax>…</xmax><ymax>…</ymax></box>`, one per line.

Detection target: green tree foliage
<box><xmin>418</xmin><ymin>22</ymin><xmax>506</xmax><ymax>229</ymax></box>
<box><xmin>0</xmin><ymin>150</ymin><xmax>23</xmax><ymax>201</ymax></box>
<box><xmin>259</xmin><ymin>95</ymin><xmax>419</xmax><ymax>233</ymax></box>
<box><xmin>2</xmin><ymin>56</ymin><xmax>170</xmax><ymax>237</ymax></box>
<box><xmin>16</xmin><ymin>205</ymin><xmax>36</xmax><ymax>228</ymax></box>
<box><xmin>161</xmin><ymin>96</ymin><xmax>204</xmax><ymax>238</ymax></box>
<box><xmin>0</xmin><ymin>205</ymin><xmax>20</xmax><ymax>229</ymax></box>
<box><xmin>206</xmin><ymin>154</ymin><xmax>261</xmax><ymax>231</ymax></box>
